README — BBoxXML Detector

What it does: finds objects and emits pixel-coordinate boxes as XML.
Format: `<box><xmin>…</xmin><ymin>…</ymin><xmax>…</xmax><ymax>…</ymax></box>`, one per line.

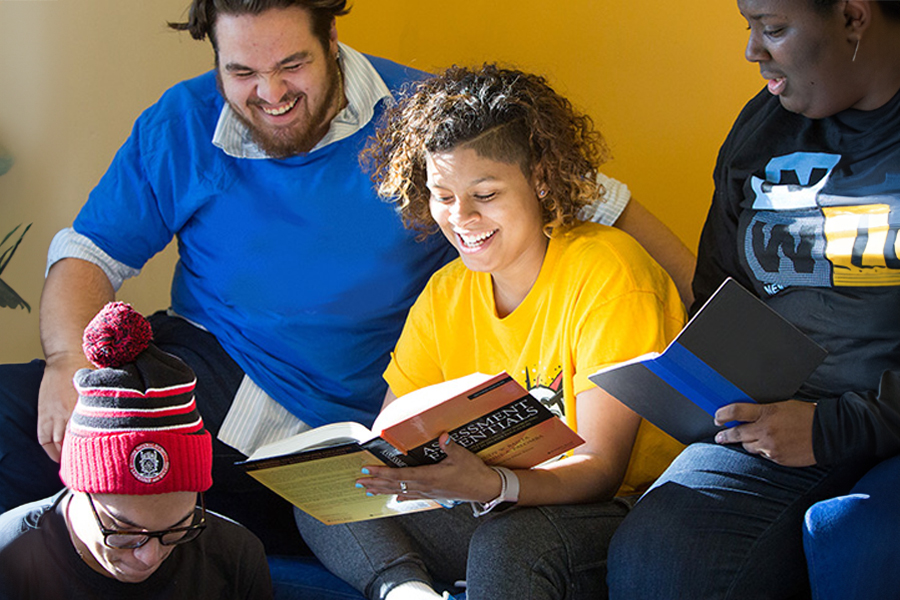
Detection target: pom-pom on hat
<box><xmin>60</xmin><ymin>302</ymin><xmax>212</xmax><ymax>495</ymax></box>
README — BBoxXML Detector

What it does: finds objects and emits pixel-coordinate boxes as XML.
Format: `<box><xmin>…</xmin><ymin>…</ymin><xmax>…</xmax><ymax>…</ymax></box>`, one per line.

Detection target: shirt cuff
<box><xmin>46</xmin><ymin>228</ymin><xmax>140</xmax><ymax>291</ymax></box>
<box><xmin>579</xmin><ymin>173</ymin><xmax>631</xmax><ymax>226</ymax></box>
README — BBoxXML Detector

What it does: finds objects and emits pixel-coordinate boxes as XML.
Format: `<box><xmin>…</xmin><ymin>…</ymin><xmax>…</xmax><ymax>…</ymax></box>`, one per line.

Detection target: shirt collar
<box><xmin>212</xmin><ymin>42</ymin><xmax>392</xmax><ymax>159</ymax></box>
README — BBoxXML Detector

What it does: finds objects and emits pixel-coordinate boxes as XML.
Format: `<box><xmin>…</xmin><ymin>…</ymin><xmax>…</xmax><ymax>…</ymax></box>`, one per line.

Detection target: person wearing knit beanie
<box><xmin>62</xmin><ymin>300</ymin><xmax>212</xmax><ymax>496</ymax></box>
<box><xmin>0</xmin><ymin>302</ymin><xmax>272</xmax><ymax>599</ymax></box>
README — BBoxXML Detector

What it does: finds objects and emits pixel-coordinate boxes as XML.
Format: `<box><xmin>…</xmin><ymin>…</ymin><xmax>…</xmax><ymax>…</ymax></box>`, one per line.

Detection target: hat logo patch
<box><xmin>129</xmin><ymin>443</ymin><xmax>170</xmax><ymax>484</ymax></box>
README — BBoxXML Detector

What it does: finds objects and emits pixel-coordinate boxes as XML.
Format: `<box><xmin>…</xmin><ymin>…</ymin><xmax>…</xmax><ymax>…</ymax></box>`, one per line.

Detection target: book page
<box><xmin>245</xmin><ymin>446</ymin><xmax>439</xmax><ymax>524</ymax></box>
<box><xmin>246</xmin><ymin>421</ymin><xmax>375</xmax><ymax>461</ymax></box>
<box><xmin>373</xmin><ymin>372</ymin><xmax>494</xmax><ymax>432</ymax></box>
<box><xmin>589</xmin><ymin>352</ymin><xmax>662</xmax><ymax>376</ymax></box>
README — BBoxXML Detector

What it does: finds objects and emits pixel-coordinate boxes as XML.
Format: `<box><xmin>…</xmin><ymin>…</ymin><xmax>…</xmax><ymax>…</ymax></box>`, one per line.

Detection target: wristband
<box><xmin>471</xmin><ymin>466</ymin><xmax>520</xmax><ymax>517</ymax></box>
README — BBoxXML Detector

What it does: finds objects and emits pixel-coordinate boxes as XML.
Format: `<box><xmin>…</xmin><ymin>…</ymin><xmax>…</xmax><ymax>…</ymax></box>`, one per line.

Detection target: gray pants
<box><xmin>295</xmin><ymin>498</ymin><xmax>635</xmax><ymax>600</ymax></box>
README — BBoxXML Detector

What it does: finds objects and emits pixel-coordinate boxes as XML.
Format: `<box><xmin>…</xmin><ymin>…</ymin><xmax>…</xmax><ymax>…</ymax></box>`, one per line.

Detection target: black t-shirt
<box><xmin>694</xmin><ymin>87</ymin><xmax>900</xmax><ymax>466</ymax></box>
<box><xmin>0</xmin><ymin>491</ymin><xmax>273</xmax><ymax>599</ymax></box>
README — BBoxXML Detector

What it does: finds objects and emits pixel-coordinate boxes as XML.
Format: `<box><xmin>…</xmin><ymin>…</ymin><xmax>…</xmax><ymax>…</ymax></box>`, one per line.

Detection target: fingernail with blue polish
<box><xmin>361</xmin><ymin>468</ymin><xmax>370</xmax><ymax>475</ymax></box>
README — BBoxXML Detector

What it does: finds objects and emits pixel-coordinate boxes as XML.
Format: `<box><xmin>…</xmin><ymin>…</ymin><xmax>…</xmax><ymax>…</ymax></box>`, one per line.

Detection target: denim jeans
<box><xmin>606</xmin><ymin>442</ymin><xmax>865</xmax><ymax>600</ymax></box>
<box><xmin>0</xmin><ymin>359</ymin><xmax>62</xmax><ymax>513</ymax></box>
<box><xmin>0</xmin><ymin>312</ymin><xmax>305</xmax><ymax>555</ymax></box>
<box><xmin>803</xmin><ymin>454</ymin><xmax>900</xmax><ymax>600</ymax></box>
<box><xmin>296</xmin><ymin>497</ymin><xmax>634</xmax><ymax>600</ymax></box>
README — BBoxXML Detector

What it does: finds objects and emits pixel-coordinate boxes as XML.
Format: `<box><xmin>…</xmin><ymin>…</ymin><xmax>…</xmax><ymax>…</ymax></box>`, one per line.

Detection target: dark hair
<box><xmin>168</xmin><ymin>0</ymin><xmax>350</xmax><ymax>52</ymax></box>
<box><xmin>812</xmin><ymin>0</ymin><xmax>900</xmax><ymax>20</ymax></box>
<box><xmin>363</xmin><ymin>64</ymin><xmax>609</xmax><ymax>237</ymax></box>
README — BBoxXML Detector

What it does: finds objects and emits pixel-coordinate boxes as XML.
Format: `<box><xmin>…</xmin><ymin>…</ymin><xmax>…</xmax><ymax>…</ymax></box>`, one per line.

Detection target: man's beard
<box><xmin>218</xmin><ymin>57</ymin><xmax>343</xmax><ymax>158</ymax></box>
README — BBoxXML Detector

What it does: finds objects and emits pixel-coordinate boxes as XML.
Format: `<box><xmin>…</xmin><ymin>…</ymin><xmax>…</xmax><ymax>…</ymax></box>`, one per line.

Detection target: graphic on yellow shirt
<box><xmin>523</xmin><ymin>368</ymin><xmax>565</xmax><ymax>420</ymax></box>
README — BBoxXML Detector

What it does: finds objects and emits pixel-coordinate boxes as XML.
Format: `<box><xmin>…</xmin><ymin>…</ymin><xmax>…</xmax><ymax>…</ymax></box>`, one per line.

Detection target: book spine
<box><xmin>238</xmin><ymin>442</ymin><xmax>374</xmax><ymax>471</ymax></box>
<box><xmin>361</xmin><ymin>437</ymin><xmax>424</xmax><ymax>467</ymax></box>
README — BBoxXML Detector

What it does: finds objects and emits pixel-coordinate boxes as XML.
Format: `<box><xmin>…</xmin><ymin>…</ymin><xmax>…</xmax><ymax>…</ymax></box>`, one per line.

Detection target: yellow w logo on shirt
<box><xmin>823</xmin><ymin>205</ymin><xmax>900</xmax><ymax>286</ymax></box>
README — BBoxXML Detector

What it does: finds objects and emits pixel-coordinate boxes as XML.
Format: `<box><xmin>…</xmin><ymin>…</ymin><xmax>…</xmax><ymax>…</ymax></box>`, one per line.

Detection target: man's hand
<box><xmin>38</xmin><ymin>257</ymin><xmax>116</xmax><ymax>462</ymax></box>
<box><xmin>714</xmin><ymin>400</ymin><xmax>817</xmax><ymax>467</ymax></box>
<box><xmin>37</xmin><ymin>355</ymin><xmax>90</xmax><ymax>462</ymax></box>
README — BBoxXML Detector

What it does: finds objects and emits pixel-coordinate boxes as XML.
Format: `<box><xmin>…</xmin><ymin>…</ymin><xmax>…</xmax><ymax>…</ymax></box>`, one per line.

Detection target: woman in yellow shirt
<box><xmin>296</xmin><ymin>64</ymin><xmax>685</xmax><ymax>600</ymax></box>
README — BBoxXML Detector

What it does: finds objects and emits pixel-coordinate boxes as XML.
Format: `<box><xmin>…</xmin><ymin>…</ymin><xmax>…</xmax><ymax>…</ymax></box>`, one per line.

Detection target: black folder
<box><xmin>589</xmin><ymin>278</ymin><xmax>827</xmax><ymax>444</ymax></box>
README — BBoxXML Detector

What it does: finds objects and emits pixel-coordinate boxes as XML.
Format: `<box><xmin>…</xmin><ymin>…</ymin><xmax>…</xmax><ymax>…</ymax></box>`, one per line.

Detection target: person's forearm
<box><xmin>614</xmin><ymin>199</ymin><xmax>697</xmax><ymax>307</ymax></box>
<box><xmin>513</xmin><ymin>387</ymin><xmax>642</xmax><ymax>506</ymax></box>
<box><xmin>37</xmin><ymin>258</ymin><xmax>116</xmax><ymax>460</ymax></box>
<box><xmin>40</xmin><ymin>257</ymin><xmax>115</xmax><ymax>367</ymax></box>
<box><xmin>514</xmin><ymin>452</ymin><xmax>624</xmax><ymax>506</ymax></box>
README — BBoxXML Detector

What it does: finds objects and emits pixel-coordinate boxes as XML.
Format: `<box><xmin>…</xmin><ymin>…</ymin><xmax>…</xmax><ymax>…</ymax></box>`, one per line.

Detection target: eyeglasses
<box><xmin>86</xmin><ymin>492</ymin><xmax>207</xmax><ymax>550</ymax></box>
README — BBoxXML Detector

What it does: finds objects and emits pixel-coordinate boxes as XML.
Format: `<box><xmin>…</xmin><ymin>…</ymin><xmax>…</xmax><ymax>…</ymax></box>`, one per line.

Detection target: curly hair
<box><xmin>168</xmin><ymin>0</ymin><xmax>350</xmax><ymax>53</ymax></box>
<box><xmin>363</xmin><ymin>64</ymin><xmax>610</xmax><ymax>237</ymax></box>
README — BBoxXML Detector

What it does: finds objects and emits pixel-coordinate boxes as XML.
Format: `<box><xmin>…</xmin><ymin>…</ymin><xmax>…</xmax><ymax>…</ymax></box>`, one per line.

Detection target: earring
<box><xmin>852</xmin><ymin>37</ymin><xmax>860</xmax><ymax>62</ymax></box>
<box><xmin>539</xmin><ymin>190</ymin><xmax>548</xmax><ymax>198</ymax></box>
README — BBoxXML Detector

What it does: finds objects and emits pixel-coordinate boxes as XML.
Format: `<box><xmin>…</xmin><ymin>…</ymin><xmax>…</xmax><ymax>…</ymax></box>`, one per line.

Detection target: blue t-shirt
<box><xmin>74</xmin><ymin>57</ymin><xmax>454</xmax><ymax>427</ymax></box>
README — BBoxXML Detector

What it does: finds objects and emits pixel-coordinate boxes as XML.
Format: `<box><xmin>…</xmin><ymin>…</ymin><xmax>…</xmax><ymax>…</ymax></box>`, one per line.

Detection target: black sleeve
<box><xmin>690</xmin><ymin>185</ymin><xmax>743</xmax><ymax>314</ymax></box>
<box><xmin>813</xmin><ymin>370</ymin><xmax>900</xmax><ymax>467</ymax></box>
<box><xmin>690</xmin><ymin>92</ymin><xmax>770</xmax><ymax>315</ymax></box>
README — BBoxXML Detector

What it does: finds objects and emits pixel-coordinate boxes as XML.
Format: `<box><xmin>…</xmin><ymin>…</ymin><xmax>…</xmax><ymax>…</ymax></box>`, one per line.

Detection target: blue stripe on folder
<box><xmin>642</xmin><ymin>343</ymin><xmax>754</xmax><ymax>417</ymax></box>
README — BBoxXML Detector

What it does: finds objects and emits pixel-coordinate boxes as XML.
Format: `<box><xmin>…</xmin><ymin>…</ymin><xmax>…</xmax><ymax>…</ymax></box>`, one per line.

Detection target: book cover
<box><xmin>238</xmin><ymin>372</ymin><xmax>584</xmax><ymax>524</ymax></box>
<box><xmin>588</xmin><ymin>278</ymin><xmax>828</xmax><ymax>444</ymax></box>
<box><xmin>376</xmin><ymin>372</ymin><xmax>584</xmax><ymax>469</ymax></box>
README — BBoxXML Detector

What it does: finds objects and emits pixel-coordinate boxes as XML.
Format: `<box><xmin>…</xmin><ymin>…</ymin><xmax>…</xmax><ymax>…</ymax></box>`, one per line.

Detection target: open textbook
<box><xmin>238</xmin><ymin>372</ymin><xmax>584</xmax><ymax>524</ymax></box>
<box><xmin>589</xmin><ymin>278</ymin><xmax>827</xmax><ymax>444</ymax></box>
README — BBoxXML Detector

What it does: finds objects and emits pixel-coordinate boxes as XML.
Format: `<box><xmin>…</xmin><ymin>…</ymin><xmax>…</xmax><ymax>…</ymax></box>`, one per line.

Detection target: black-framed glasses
<box><xmin>86</xmin><ymin>492</ymin><xmax>207</xmax><ymax>550</ymax></box>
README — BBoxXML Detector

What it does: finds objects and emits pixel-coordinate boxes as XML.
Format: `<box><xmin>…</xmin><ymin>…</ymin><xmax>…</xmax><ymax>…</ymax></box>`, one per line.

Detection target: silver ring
<box><xmin>399</xmin><ymin>481</ymin><xmax>408</xmax><ymax>493</ymax></box>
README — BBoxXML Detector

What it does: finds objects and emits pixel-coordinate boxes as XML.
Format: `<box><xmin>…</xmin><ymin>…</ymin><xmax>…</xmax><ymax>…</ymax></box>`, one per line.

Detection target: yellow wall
<box><xmin>0</xmin><ymin>0</ymin><xmax>763</xmax><ymax>363</ymax></box>
<box><xmin>340</xmin><ymin>1</ymin><xmax>762</xmax><ymax>241</ymax></box>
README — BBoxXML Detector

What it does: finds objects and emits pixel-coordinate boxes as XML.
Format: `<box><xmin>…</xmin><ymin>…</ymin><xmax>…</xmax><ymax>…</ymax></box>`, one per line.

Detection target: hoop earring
<box><xmin>852</xmin><ymin>37</ymin><xmax>860</xmax><ymax>62</ymax></box>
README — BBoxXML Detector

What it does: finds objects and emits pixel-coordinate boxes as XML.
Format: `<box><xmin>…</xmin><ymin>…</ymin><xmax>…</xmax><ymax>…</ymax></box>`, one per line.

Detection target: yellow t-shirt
<box><xmin>384</xmin><ymin>221</ymin><xmax>686</xmax><ymax>495</ymax></box>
